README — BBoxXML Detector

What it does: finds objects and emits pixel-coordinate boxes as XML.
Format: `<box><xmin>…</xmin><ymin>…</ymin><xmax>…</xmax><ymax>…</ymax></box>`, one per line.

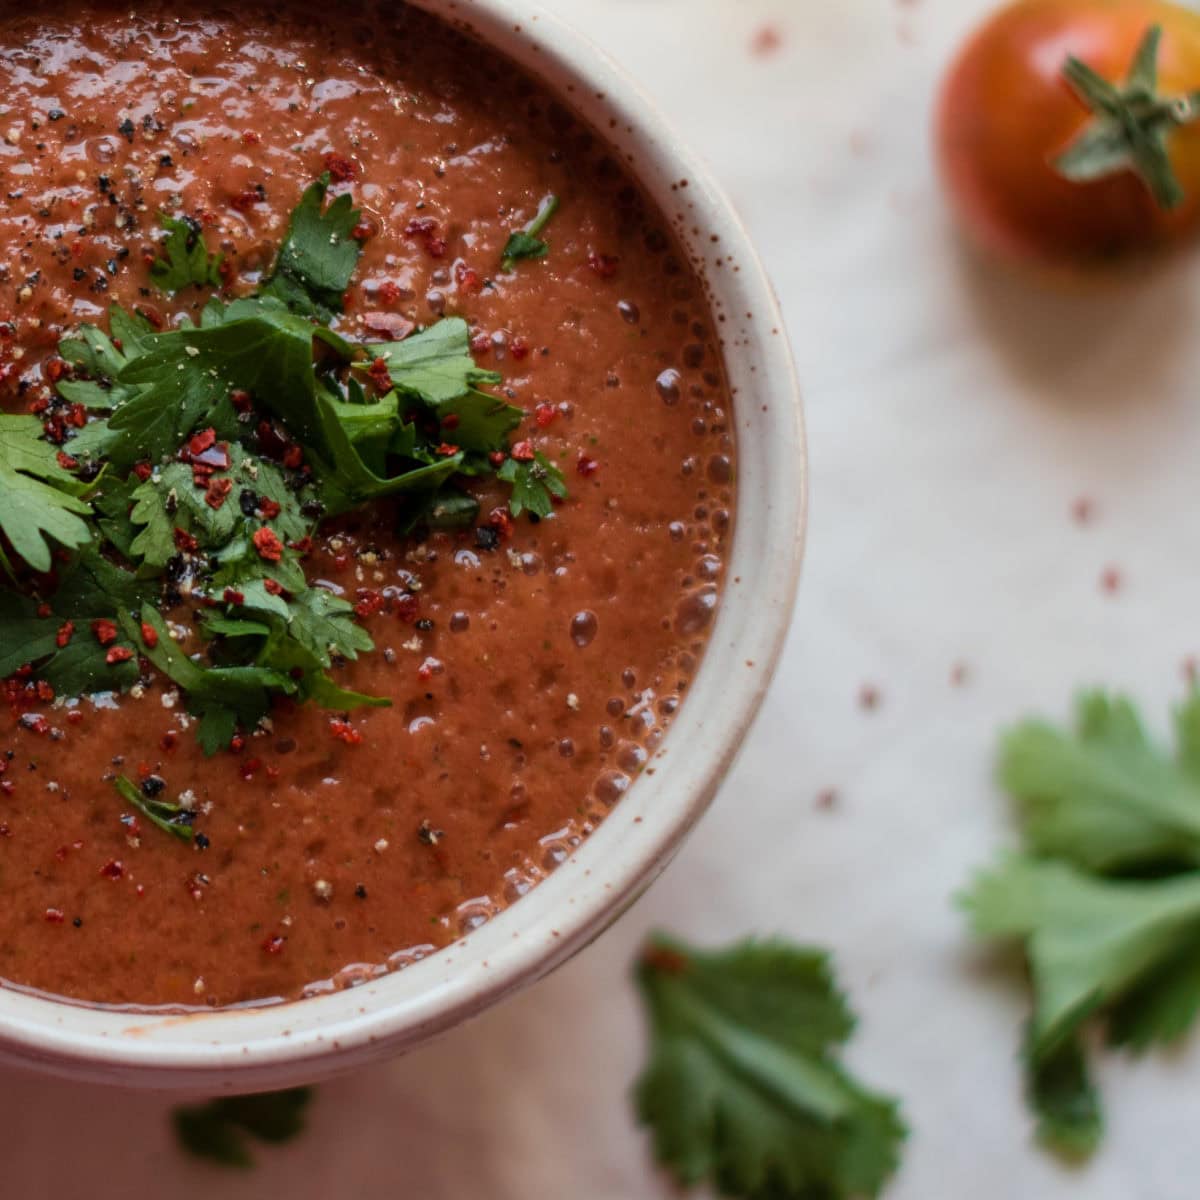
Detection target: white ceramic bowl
<box><xmin>0</xmin><ymin>0</ymin><xmax>807</xmax><ymax>1090</ymax></box>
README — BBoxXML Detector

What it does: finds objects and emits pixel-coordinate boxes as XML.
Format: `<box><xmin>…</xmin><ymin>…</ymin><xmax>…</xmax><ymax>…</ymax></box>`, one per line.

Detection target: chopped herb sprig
<box><xmin>500</xmin><ymin>193</ymin><xmax>559</xmax><ymax>271</ymax></box>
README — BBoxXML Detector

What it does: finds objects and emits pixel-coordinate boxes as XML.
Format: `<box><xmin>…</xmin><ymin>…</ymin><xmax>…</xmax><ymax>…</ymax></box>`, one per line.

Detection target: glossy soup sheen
<box><xmin>0</xmin><ymin>0</ymin><xmax>734</xmax><ymax>1008</ymax></box>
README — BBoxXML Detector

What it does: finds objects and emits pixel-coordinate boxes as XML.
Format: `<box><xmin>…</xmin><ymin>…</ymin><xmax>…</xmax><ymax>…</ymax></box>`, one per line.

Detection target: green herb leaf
<box><xmin>999</xmin><ymin>690</ymin><xmax>1200</xmax><ymax>874</ymax></box>
<box><xmin>0</xmin><ymin>415</ymin><xmax>93</xmax><ymax>572</ymax></box>
<box><xmin>151</xmin><ymin>214</ymin><xmax>223</xmax><ymax>292</ymax></box>
<box><xmin>634</xmin><ymin>933</ymin><xmax>906</xmax><ymax>1200</ymax></box>
<box><xmin>1024</xmin><ymin>1028</ymin><xmax>1103</xmax><ymax>1160</ymax></box>
<box><xmin>259</xmin><ymin>173</ymin><xmax>361</xmax><ymax>319</ymax></box>
<box><xmin>173</xmin><ymin>1087</ymin><xmax>313</xmax><ymax>1169</ymax></box>
<box><xmin>498</xmin><ymin>450</ymin><xmax>567</xmax><ymax>518</ymax></box>
<box><xmin>112</xmin><ymin>775</ymin><xmax>194</xmax><ymax>843</ymax></box>
<box><xmin>500</xmin><ymin>194</ymin><xmax>559</xmax><ymax>271</ymax></box>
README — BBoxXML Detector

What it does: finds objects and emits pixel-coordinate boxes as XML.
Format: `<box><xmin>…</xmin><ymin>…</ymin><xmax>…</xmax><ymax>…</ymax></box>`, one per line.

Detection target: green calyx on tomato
<box><xmin>1057</xmin><ymin>24</ymin><xmax>1200</xmax><ymax>210</ymax></box>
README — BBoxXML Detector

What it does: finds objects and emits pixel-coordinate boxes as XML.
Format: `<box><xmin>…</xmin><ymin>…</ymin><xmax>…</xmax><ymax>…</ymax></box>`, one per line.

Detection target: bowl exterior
<box><xmin>0</xmin><ymin>0</ymin><xmax>807</xmax><ymax>1090</ymax></box>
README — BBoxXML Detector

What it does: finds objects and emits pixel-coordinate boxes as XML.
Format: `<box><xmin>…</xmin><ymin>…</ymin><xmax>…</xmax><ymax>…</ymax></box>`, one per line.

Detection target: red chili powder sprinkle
<box><xmin>262</xmin><ymin>578</ymin><xmax>284</xmax><ymax>596</ymax></box>
<box><xmin>587</xmin><ymin>251</ymin><xmax>619</xmax><ymax>279</ymax></box>
<box><xmin>510</xmin><ymin>440</ymin><xmax>535</xmax><ymax>462</ymax></box>
<box><xmin>534</xmin><ymin>403</ymin><xmax>556</xmax><ymax>427</ymax></box>
<box><xmin>91</xmin><ymin>618</ymin><xmax>118</xmax><ymax>647</ymax></box>
<box><xmin>187</xmin><ymin>427</ymin><xmax>216</xmax><ymax>457</ymax></box>
<box><xmin>252</xmin><ymin>527</ymin><xmax>283</xmax><ymax>562</ymax></box>
<box><xmin>205</xmin><ymin>477</ymin><xmax>233</xmax><ymax>510</ymax></box>
<box><xmin>55</xmin><ymin>621</ymin><xmax>74</xmax><ymax>648</ymax></box>
<box><xmin>576</xmin><ymin>454</ymin><xmax>598</xmax><ymax>477</ymax></box>
<box><xmin>99</xmin><ymin>859</ymin><xmax>124</xmax><ymax>880</ymax></box>
<box><xmin>330</xmin><ymin>719</ymin><xmax>362</xmax><ymax>746</ymax></box>
<box><xmin>106</xmin><ymin>646</ymin><xmax>133</xmax><ymax>665</ymax></box>
<box><xmin>44</xmin><ymin>908</ymin><xmax>64</xmax><ymax>924</ymax></box>
<box><xmin>323</xmin><ymin>152</ymin><xmax>356</xmax><ymax>182</ymax></box>
<box><xmin>139</xmin><ymin>622</ymin><xmax>159</xmax><ymax>649</ymax></box>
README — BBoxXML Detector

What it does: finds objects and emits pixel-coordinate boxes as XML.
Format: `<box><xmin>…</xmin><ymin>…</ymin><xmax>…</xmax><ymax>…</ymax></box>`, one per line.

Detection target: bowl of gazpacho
<box><xmin>0</xmin><ymin>0</ymin><xmax>805</xmax><ymax>1087</ymax></box>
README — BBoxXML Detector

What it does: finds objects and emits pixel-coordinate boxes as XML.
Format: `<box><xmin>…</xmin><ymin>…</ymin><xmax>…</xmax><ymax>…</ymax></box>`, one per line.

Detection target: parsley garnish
<box><xmin>0</xmin><ymin>174</ymin><xmax>567</xmax><ymax>756</ymax></box>
<box><xmin>500</xmin><ymin>194</ymin><xmax>559</xmax><ymax>271</ymax></box>
<box><xmin>0</xmin><ymin>415</ymin><xmax>94</xmax><ymax>574</ymax></box>
<box><xmin>174</xmin><ymin>1087</ymin><xmax>312</xmax><ymax>1169</ymax></box>
<box><xmin>151</xmin><ymin>214</ymin><xmax>223</xmax><ymax>292</ymax></box>
<box><xmin>498</xmin><ymin>450</ymin><xmax>567</xmax><ymax>518</ymax></box>
<box><xmin>258</xmin><ymin>172</ymin><xmax>361</xmax><ymax>319</ymax></box>
<box><xmin>634</xmin><ymin>933</ymin><xmax>906</xmax><ymax>1199</ymax></box>
<box><xmin>962</xmin><ymin>690</ymin><xmax>1200</xmax><ymax>1158</ymax></box>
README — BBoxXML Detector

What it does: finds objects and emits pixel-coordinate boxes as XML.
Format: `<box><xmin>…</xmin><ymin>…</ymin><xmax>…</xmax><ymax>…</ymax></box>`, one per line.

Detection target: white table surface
<box><xmin>9</xmin><ymin>1</ymin><xmax>1200</xmax><ymax>1195</ymax></box>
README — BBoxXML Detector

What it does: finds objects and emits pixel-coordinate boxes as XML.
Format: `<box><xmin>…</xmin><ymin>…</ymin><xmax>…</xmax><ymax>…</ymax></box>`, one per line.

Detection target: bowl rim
<box><xmin>0</xmin><ymin>0</ymin><xmax>807</xmax><ymax>1089</ymax></box>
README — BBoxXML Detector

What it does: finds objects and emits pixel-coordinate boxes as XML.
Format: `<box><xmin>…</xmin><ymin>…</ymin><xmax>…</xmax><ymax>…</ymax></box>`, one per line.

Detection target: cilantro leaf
<box><xmin>498</xmin><ymin>450</ymin><xmax>567</xmax><ymax>518</ymax></box>
<box><xmin>259</xmin><ymin>173</ymin><xmax>360</xmax><ymax>320</ymax></box>
<box><xmin>634</xmin><ymin>933</ymin><xmax>906</xmax><ymax>1200</ymax></box>
<box><xmin>999</xmin><ymin>690</ymin><xmax>1200</xmax><ymax>873</ymax></box>
<box><xmin>0</xmin><ymin>415</ymin><xmax>93</xmax><ymax>572</ymax></box>
<box><xmin>963</xmin><ymin>852</ymin><xmax>1200</xmax><ymax>1157</ymax></box>
<box><xmin>0</xmin><ymin>548</ymin><xmax>149</xmax><ymax>693</ymax></box>
<box><xmin>124</xmin><ymin>606</ymin><xmax>297</xmax><ymax>754</ymax></box>
<box><xmin>151</xmin><ymin>214</ymin><xmax>223</xmax><ymax>292</ymax></box>
<box><xmin>500</xmin><ymin>194</ymin><xmax>559</xmax><ymax>271</ymax></box>
<box><xmin>363</xmin><ymin>318</ymin><xmax>502</xmax><ymax>407</ymax></box>
<box><xmin>174</xmin><ymin>1087</ymin><xmax>312</xmax><ymax>1169</ymax></box>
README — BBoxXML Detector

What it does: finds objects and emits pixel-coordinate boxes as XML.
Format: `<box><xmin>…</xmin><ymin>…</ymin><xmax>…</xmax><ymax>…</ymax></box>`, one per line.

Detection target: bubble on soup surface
<box><xmin>707</xmin><ymin>455</ymin><xmax>732</xmax><ymax>484</ymax></box>
<box><xmin>570</xmin><ymin>609</ymin><xmax>598</xmax><ymax>647</ymax></box>
<box><xmin>656</xmin><ymin>368</ymin><xmax>681</xmax><ymax>405</ymax></box>
<box><xmin>594</xmin><ymin>769</ymin><xmax>631</xmax><ymax>807</ymax></box>
<box><xmin>675</xmin><ymin>585</ymin><xmax>718</xmax><ymax>635</ymax></box>
<box><xmin>617</xmin><ymin>741</ymin><xmax>648</xmax><ymax>772</ymax></box>
<box><xmin>456</xmin><ymin>897</ymin><xmax>496</xmax><ymax>934</ymax></box>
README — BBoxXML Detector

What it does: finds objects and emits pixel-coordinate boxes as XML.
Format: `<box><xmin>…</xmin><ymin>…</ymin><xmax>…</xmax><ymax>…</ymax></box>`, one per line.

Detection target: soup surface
<box><xmin>0</xmin><ymin>0</ymin><xmax>734</xmax><ymax>1007</ymax></box>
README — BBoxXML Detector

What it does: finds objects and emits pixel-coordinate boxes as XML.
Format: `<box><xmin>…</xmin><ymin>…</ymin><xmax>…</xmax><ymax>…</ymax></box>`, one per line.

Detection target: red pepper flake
<box><xmin>44</xmin><ymin>907</ymin><xmax>65</xmax><ymax>923</ymax></box>
<box><xmin>288</xmin><ymin>536</ymin><xmax>313</xmax><ymax>556</ymax></box>
<box><xmin>510</xmin><ymin>440</ymin><xmax>535</xmax><ymax>462</ymax></box>
<box><xmin>351</xmin><ymin>219</ymin><xmax>374</xmax><ymax>242</ymax></box>
<box><xmin>0</xmin><ymin>781</ymin><xmax>13</xmax><ymax>797</ymax></box>
<box><xmin>576</xmin><ymin>454</ymin><xmax>598</xmax><ymax>477</ymax></box>
<box><xmin>394</xmin><ymin>592</ymin><xmax>420</xmax><ymax>623</ymax></box>
<box><xmin>252</xmin><ymin>527</ymin><xmax>283</xmax><ymax>562</ymax></box>
<box><xmin>161</xmin><ymin>730</ymin><xmax>178</xmax><ymax>752</ymax></box>
<box><xmin>139</xmin><ymin>621</ymin><xmax>159</xmax><ymax>649</ymax></box>
<box><xmin>510</xmin><ymin>337</ymin><xmax>530</xmax><ymax>361</ymax></box>
<box><xmin>106</xmin><ymin>646</ymin><xmax>133</xmax><ymax>665</ymax></box>
<box><xmin>435</xmin><ymin>442</ymin><xmax>460</xmax><ymax>457</ymax></box>
<box><xmin>35</xmin><ymin>680</ymin><xmax>53</xmax><ymax>703</ymax></box>
<box><xmin>205</xmin><ymin>477</ymin><xmax>233</xmax><ymax>510</ymax></box>
<box><xmin>455</xmin><ymin>261</ymin><xmax>482</xmax><ymax>294</ymax></box>
<box><xmin>263</xmin><ymin>577</ymin><xmax>284</xmax><ymax>596</ymax></box>
<box><xmin>174</xmin><ymin>527</ymin><xmax>199</xmax><ymax>552</ymax></box>
<box><xmin>367</xmin><ymin>356</ymin><xmax>392</xmax><ymax>392</ymax></box>
<box><xmin>242</xmin><ymin>130</ymin><xmax>261</xmax><ymax>146</ymax></box>
<box><xmin>281</xmin><ymin>445</ymin><xmax>303</xmax><ymax>469</ymax></box>
<box><xmin>404</xmin><ymin>217</ymin><xmax>447</xmax><ymax>258</ymax></box>
<box><xmin>68</xmin><ymin>403</ymin><xmax>86</xmax><ymax>429</ymax></box>
<box><xmin>240</xmin><ymin>756</ymin><xmax>262</xmax><ymax>781</ymax></box>
<box><xmin>230</xmin><ymin>188</ymin><xmax>261</xmax><ymax>213</ymax></box>
<box><xmin>223</xmin><ymin>587</ymin><xmax>245</xmax><ymax>606</ymax></box>
<box><xmin>323</xmin><ymin>152</ymin><xmax>356</xmax><ymax>182</ymax></box>
<box><xmin>19</xmin><ymin>713</ymin><xmax>48</xmax><ymax>735</ymax></box>
<box><xmin>1100</xmin><ymin>566</ymin><xmax>1123</xmax><ymax>594</ymax></box>
<box><xmin>470</xmin><ymin>331</ymin><xmax>491</xmax><ymax>356</ymax></box>
<box><xmin>99</xmin><ymin>859</ymin><xmax>124</xmax><ymax>880</ymax></box>
<box><xmin>262</xmin><ymin>934</ymin><xmax>286</xmax><ymax>955</ymax></box>
<box><xmin>132</xmin><ymin>461</ymin><xmax>153</xmax><ymax>482</ymax></box>
<box><xmin>377</xmin><ymin>280</ymin><xmax>403</xmax><ymax>306</ymax></box>
<box><xmin>36</xmin><ymin>603</ymin><xmax>51</xmax><ymax>619</ymax></box>
<box><xmin>259</xmin><ymin>498</ymin><xmax>281</xmax><ymax>520</ymax></box>
<box><xmin>55</xmin><ymin>621</ymin><xmax>74</xmax><ymax>648</ymax></box>
<box><xmin>354</xmin><ymin>590</ymin><xmax>384</xmax><ymax>619</ymax></box>
<box><xmin>229</xmin><ymin>734</ymin><xmax>245</xmax><ymax>754</ymax></box>
<box><xmin>441</xmin><ymin>414</ymin><xmax>460</xmax><ymax>432</ymax></box>
<box><xmin>587</xmin><ymin>251</ymin><xmax>619</xmax><ymax>278</ymax></box>
<box><xmin>44</xmin><ymin>357</ymin><xmax>67</xmax><ymax>384</ymax></box>
<box><xmin>67</xmin><ymin>710</ymin><xmax>83</xmax><ymax>726</ymax></box>
<box><xmin>1071</xmin><ymin>496</ymin><xmax>1096</xmax><ymax>525</ymax></box>
<box><xmin>488</xmin><ymin>506</ymin><xmax>514</xmax><ymax>540</ymax></box>
<box><xmin>330</xmin><ymin>719</ymin><xmax>362</xmax><ymax>745</ymax></box>
<box><xmin>187</xmin><ymin>427</ymin><xmax>216</xmax><ymax>457</ymax></box>
<box><xmin>534</xmin><ymin>403</ymin><xmax>556</xmax><ymax>427</ymax></box>
<box><xmin>56</xmin><ymin>451</ymin><xmax>78</xmax><ymax>470</ymax></box>
<box><xmin>230</xmin><ymin>388</ymin><xmax>253</xmax><ymax>413</ymax></box>
<box><xmin>91</xmin><ymin>618</ymin><xmax>118</xmax><ymax>647</ymax></box>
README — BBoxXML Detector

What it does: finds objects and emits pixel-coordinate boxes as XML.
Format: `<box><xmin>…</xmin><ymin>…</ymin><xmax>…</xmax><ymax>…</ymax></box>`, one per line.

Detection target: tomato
<box><xmin>937</xmin><ymin>0</ymin><xmax>1200</xmax><ymax>265</ymax></box>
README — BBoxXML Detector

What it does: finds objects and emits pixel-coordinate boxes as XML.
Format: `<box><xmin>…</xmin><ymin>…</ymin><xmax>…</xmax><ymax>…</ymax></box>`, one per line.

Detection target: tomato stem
<box><xmin>1056</xmin><ymin>25</ymin><xmax>1200</xmax><ymax>211</ymax></box>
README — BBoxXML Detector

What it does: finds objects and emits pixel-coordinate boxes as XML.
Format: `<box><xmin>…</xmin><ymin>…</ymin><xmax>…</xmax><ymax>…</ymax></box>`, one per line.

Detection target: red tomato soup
<box><xmin>0</xmin><ymin>0</ymin><xmax>734</xmax><ymax>1007</ymax></box>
